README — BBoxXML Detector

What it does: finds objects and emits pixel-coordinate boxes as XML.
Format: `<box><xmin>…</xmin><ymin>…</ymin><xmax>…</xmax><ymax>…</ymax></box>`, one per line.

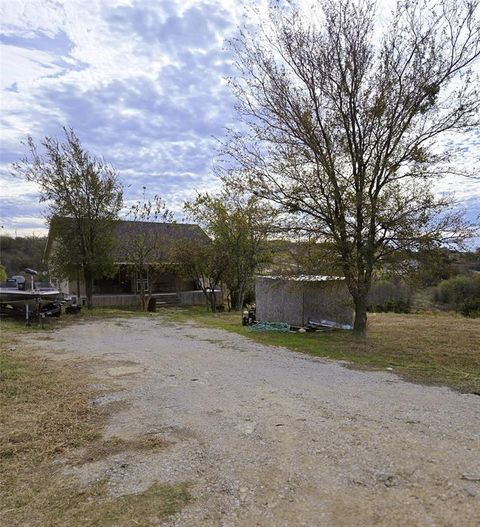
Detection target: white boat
<box><xmin>0</xmin><ymin>286</ymin><xmax>61</xmax><ymax>307</ymax></box>
<box><xmin>0</xmin><ymin>269</ymin><xmax>61</xmax><ymax>317</ymax></box>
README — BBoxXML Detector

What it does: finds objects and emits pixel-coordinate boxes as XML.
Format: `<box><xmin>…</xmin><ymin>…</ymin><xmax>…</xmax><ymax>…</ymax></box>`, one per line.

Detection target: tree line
<box><xmin>0</xmin><ymin>235</ymin><xmax>47</xmax><ymax>277</ymax></box>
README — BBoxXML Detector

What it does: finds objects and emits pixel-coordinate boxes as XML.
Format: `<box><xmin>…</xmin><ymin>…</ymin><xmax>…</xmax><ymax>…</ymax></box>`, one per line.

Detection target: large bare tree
<box><xmin>225</xmin><ymin>0</ymin><xmax>480</xmax><ymax>334</ymax></box>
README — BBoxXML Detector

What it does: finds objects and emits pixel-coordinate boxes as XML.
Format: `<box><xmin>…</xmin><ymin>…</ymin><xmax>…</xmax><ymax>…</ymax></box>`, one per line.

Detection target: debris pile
<box><xmin>250</xmin><ymin>321</ymin><xmax>290</xmax><ymax>332</ymax></box>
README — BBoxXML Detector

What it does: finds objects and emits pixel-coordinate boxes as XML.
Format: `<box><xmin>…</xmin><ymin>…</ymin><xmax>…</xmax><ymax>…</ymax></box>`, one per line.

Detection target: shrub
<box><xmin>243</xmin><ymin>288</ymin><xmax>255</xmax><ymax>306</ymax></box>
<box><xmin>367</xmin><ymin>279</ymin><xmax>411</xmax><ymax>313</ymax></box>
<box><xmin>460</xmin><ymin>298</ymin><xmax>480</xmax><ymax>318</ymax></box>
<box><xmin>369</xmin><ymin>298</ymin><xmax>411</xmax><ymax>313</ymax></box>
<box><xmin>435</xmin><ymin>274</ymin><xmax>480</xmax><ymax>307</ymax></box>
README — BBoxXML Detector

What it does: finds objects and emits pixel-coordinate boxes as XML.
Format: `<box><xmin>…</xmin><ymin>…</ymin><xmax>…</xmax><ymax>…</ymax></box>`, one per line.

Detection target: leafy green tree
<box><xmin>184</xmin><ymin>188</ymin><xmax>273</xmax><ymax>310</ymax></box>
<box><xmin>170</xmin><ymin>236</ymin><xmax>228</xmax><ymax>312</ymax></box>
<box><xmin>225</xmin><ymin>0</ymin><xmax>478</xmax><ymax>334</ymax></box>
<box><xmin>13</xmin><ymin>128</ymin><xmax>123</xmax><ymax>308</ymax></box>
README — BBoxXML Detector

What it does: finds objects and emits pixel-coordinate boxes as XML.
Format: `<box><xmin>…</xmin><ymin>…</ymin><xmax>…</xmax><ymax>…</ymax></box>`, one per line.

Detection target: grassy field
<box><xmin>163</xmin><ymin>307</ymin><xmax>480</xmax><ymax>393</ymax></box>
<box><xmin>0</xmin><ymin>321</ymin><xmax>190</xmax><ymax>527</ymax></box>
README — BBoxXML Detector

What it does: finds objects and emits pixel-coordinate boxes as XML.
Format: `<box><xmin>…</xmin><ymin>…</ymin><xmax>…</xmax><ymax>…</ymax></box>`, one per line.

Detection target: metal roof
<box><xmin>257</xmin><ymin>275</ymin><xmax>345</xmax><ymax>282</ymax></box>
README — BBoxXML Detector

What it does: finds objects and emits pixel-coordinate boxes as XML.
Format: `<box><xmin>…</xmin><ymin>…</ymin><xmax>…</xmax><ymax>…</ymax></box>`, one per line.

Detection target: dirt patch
<box><xmin>70</xmin><ymin>434</ymin><xmax>169</xmax><ymax>465</ymax></box>
<box><xmin>107</xmin><ymin>365</ymin><xmax>144</xmax><ymax>377</ymax></box>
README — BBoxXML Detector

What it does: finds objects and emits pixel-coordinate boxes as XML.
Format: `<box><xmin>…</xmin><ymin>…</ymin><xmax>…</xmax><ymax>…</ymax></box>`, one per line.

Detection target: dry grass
<box><xmin>51</xmin><ymin>481</ymin><xmax>191</xmax><ymax>527</ymax></box>
<box><xmin>69</xmin><ymin>434</ymin><xmax>168</xmax><ymax>465</ymax></box>
<box><xmin>0</xmin><ymin>323</ymin><xmax>190</xmax><ymax>526</ymax></box>
<box><xmin>165</xmin><ymin>308</ymin><xmax>480</xmax><ymax>393</ymax></box>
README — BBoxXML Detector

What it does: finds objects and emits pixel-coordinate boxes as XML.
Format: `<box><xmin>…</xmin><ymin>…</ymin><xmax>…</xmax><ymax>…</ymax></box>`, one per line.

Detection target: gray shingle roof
<box><xmin>44</xmin><ymin>218</ymin><xmax>209</xmax><ymax>263</ymax></box>
<box><xmin>112</xmin><ymin>221</ymin><xmax>210</xmax><ymax>262</ymax></box>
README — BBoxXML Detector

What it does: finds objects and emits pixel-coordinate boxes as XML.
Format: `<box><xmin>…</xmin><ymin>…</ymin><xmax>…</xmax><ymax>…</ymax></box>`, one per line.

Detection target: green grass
<box><xmin>11</xmin><ymin>480</ymin><xmax>191</xmax><ymax>527</ymax></box>
<box><xmin>163</xmin><ymin>307</ymin><xmax>480</xmax><ymax>393</ymax></box>
<box><xmin>0</xmin><ymin>306</ymin><xmax>163</xmax><ymax>334</ymax></box>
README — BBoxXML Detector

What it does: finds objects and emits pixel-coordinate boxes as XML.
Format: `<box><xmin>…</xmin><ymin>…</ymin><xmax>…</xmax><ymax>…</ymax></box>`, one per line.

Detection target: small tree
<box><xmin>170</xmin><ymin>237</ymin><xmax>228</xmax><ymax>312</ymax></box>
<box><xmin>225</xmin><ymin>0</ymin><xmax>479</xmax><ymax>334</ymax></box>
<box><xmin>13</xmin><ymin>128</ymin><xmax>123</xmax><ymax>308</ymax></box>
<box><xmin>184</xmin><ymin>188</ymin><xmax>273</xmax><ymax>310</ymax></box>
<box><xmin>120</xmin><ymin>194</ymin><xmax>174</xmax><ymax>311</ymax></box>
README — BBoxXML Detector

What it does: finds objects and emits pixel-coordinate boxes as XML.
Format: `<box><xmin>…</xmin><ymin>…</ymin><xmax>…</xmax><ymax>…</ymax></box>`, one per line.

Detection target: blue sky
<box><xmin>0</xmin><ymin>0</ymin><xmax>478</xmax><ymax>238</ymax></box>
<box><xmin>0</xmin><ymin>0</ymin><xmax>241</xmax><ymax>235</ymax></box>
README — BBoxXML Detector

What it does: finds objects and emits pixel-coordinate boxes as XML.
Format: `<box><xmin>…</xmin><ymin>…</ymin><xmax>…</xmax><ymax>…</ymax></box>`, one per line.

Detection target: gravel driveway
<box><xmin>28</xmin><ymin>317</ymin><xmax>480</xmax><ymax>526</ymax></box>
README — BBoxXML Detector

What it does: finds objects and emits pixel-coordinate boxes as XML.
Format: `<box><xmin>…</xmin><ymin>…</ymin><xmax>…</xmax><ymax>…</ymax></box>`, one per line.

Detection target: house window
<box><xmin>136</xmin><ymin>276</ymin><xmax>149</xmax><ymax>293</ymax></box>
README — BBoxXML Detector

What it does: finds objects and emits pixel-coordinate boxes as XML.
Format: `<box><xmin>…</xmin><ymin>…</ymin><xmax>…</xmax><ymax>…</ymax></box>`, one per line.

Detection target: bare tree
<box><xmin>225</xmin><ymin>0</ymin><xmax>479</xmax><ymax>334</ymax></box>
<box><xmin>120</xmin><ymin>193</ymin><xmax>174</xmax><ymax>311</ymax></box>
<box><xmin>13</xmin><ymin>128</ymin><xmax>123</xmax><ymax>308</ymax></box>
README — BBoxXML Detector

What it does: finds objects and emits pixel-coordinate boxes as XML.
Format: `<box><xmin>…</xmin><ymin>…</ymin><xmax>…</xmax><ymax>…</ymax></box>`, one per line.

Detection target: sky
<box><xmin>0</xmin><ymin>0</ymin><xmax>479</xmax><ymax>238</ymax></box>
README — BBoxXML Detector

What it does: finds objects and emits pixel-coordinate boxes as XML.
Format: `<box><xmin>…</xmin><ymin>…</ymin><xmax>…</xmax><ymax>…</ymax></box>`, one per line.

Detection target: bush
<box><xmin>243</xmin><ymin>288</ymin><xmax>255</xmax><ymax>306</ymax></box>
<box><xmin>435</xmin><ymin>274</ymin><xmax>480</xmax><ymax>307</ymax></box>
<box><xmin>369</xmin><ymin>298</ymin><xmax>411</xmax><ymax>314</ymax></box>
<box><xmin>367</xmin><ymin>279</ymin><xmax>411</xmax><ymax>313</ymax></box>
<box><xmin>460</xmin><ymin>298</ymin><xmax>480</xmax><ymax>318</ymax></box>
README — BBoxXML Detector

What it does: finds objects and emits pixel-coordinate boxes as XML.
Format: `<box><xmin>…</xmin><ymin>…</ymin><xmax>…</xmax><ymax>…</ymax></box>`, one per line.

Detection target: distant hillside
<box><xmin>0</xmin><ymin>235</ymin><xmax>48</xmax><ymax>276</ymax></box>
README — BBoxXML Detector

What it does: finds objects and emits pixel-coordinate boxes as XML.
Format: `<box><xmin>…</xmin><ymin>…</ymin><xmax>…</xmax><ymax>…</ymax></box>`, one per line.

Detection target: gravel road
<box><xmin>28</xmin><ymin>317</ymin><xmax>480</xmax><ymax>526</ymax></box>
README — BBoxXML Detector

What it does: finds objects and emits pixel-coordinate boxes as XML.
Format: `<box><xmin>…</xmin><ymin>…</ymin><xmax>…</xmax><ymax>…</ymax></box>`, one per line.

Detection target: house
<box><xmin>255</xmin><ymin>275</ymin><xmax>353</xmax><ymax>328</ymax></box>
<box><xmin>44</xmin><ymin>219</ymin><xmax>219</xmax><ymax>307</ymax></box>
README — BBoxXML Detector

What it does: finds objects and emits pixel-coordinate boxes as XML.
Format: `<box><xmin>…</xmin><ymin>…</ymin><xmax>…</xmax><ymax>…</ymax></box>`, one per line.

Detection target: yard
<box><xmin>0</xmin><ymin>322</ymin><xmax>191</xmax><ymax>527</ymax></box>
<box><xmin>1</xmin><ymin>309</ymin><xmax>479</xmax><ymax>526</ymax></box>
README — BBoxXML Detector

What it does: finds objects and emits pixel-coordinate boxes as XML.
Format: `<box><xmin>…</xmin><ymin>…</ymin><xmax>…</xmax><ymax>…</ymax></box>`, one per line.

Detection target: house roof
<box><xmin>44</xmin><ymin>218</ymin><xmax>209</xmax><ymax>263</ymax></box>
<box><xmin>112</xmin><ymin>221</ymin><xmax>210</xmax><ymax>262</ymax></box>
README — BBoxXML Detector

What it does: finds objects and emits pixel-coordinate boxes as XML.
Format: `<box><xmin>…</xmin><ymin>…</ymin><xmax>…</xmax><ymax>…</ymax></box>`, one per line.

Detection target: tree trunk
<box><xmin>353</xmin><ymin>293</ymin><xmax>368</xmax><ymax>336</ymax></box>
<box><xmin>209</xmin><ymin>290</ymin><xmax>217</xmax><ymax>312</ymax></box>
<box><xmin>201</xmin><ymin>289</ymin><xmax>210</xmax><ymax>311</ymax></box>
<box><xmin>84</xmin><ymin>268</ymin><xmax>94</xmax><ymax>309</ymax></box>
<box><xmin>144</xmin><ymin>293</ymin><xmax>151</xmax><ymax>312</ymax></box>
<box><xmin>234</xmin><ymin>286</ymin><xmax>245</xmax><ymax>311</ymax></box>
<box><xmin>226</xmin><ymin>292</ymin><xmax>232</xmax><ymax>312</ymax></box>
<box><xmin>140</xmin><ymin>290</ymin><xmax>147</xmax><ymax>311</ymax></box>
<box><xmin>229</xmin><ymin>288</ymin><xmax>237</xmax><ymax>311</ymax></box>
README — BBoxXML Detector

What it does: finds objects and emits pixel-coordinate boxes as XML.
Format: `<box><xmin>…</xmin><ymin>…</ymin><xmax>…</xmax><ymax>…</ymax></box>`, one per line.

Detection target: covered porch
<box><xmin>64</xmin><ymin>265</ymin><xmax>222</xmax><ymax>308</ymax></box>
<box><xmin>90</xmin><ymin>290</ymin><xmax>222</xmax><ymax>308</ymax></box>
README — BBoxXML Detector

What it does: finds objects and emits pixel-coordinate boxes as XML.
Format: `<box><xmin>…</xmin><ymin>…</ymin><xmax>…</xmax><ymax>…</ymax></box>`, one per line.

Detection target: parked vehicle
<box><xmin>0</xmin><ymin>269</ymin><xmax>62</xmax><ymax>319</ymax></box>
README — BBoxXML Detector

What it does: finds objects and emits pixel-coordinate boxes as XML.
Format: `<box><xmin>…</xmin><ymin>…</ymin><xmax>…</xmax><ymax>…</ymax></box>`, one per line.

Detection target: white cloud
<box><xmin>0</xmin><ymin>45</ymin><xmax>63</xmax><ymax>89</ymax></box>
<box><xmin>0</xmin><ymin>0</ymin><xmax>478</xmax><ymax>238</ymax></box>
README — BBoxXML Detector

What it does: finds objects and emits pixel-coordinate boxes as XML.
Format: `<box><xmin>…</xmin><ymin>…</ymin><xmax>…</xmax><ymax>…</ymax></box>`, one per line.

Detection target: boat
<box><xmin>0</xmin><ymin>269</ymin><xmax>62</xmax><ymax>318</ymax></box>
